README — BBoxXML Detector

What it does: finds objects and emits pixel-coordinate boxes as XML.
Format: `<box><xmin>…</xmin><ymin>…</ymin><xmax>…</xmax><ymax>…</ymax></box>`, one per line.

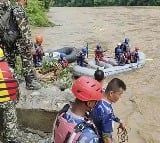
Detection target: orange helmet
<box><xmin>35</xmin><ymin>35</ymin><xmax>43</xmax><ymax>43</ymax></box>
<box><xmin>72</xmin><ymin>76</ymin><xmax>102</xmax><ymax>101</ymax></box>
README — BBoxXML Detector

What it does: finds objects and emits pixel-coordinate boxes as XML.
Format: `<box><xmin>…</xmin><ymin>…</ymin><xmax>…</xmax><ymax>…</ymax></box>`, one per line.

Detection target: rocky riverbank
<box><xmin>0</xmin><ymin>80</ymin><xmax>74</xmax><ymax>143</ymax></box>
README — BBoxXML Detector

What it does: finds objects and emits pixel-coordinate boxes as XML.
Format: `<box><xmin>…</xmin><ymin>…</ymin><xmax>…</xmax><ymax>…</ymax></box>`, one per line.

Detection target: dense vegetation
<box><xmin>53</xmin><ymin>0</ymin><xmax>160</xmax><ymax>6</ymax></box>
<box><xmin>25</xmin><ymin>0</ymin><xmax>50</xmax><ymax>26</ymax></box>
<box><xmin>11</xmin><ymin>0</ymin><xmax>52</xmax><ymax>26</ymax></box>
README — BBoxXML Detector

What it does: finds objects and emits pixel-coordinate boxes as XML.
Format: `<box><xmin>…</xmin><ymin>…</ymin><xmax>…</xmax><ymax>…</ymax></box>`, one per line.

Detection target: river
<box><xmin>32</xmin><ymin>7</ymin><xmax>160</xmax><ymax>143</ymax></box>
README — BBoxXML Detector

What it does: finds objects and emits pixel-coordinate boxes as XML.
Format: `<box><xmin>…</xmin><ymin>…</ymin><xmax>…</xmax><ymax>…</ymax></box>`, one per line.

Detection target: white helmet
<box><xmin>118</xmin><ymin>43</ymin><xmax>121</xmax><ymax>46</ymax></box>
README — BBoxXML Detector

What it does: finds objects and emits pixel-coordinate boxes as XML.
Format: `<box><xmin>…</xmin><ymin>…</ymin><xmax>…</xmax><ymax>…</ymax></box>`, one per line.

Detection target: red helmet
<box><xmin>135</xmin><ymin>47</ymin><xmax>140</xmax><ymax>51</ymax></box>
<box><xmin>72</xmin><ymin>76</ymin><xmax>102</xmax><ymax>101</ymax></box>
<box><xmin>35</xmin><ymin>35</ymin><xmax>43</xmax><ymax>43</ymax></box>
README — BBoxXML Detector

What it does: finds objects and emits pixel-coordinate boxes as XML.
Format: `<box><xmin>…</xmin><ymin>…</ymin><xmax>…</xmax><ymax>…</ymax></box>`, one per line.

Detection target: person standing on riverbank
<box><xmin>33</xmin><ymin>35</ymin><xmax>44</xmax><ymax>67</ymax></box>
<box><xmin>0</xmin><ymin>48</ymin><xmax>19</xmax><ymax>143</ymax></box>
<box><xmin>90</xmin><ymin>78</ymin><xmax>126</xmax><ymax>143</ymax></box>
<box><xmin>0</xmin><ymin>0</ymin><xmax>11</xmax><ymax>17</ymax></box>
<box><xmin>77</xmin><ymin>47</ymin><xmax>88</xmax><ymax>67</ymax></box>
<box><xmin>58</xmin><ymin>52</ymin><xmax>68</xmax><ymax>68</ymax></box>
<box><xmin>0</xmin><ymin>0</ymin><xmax>41</xmax><ymax>90</ymax></box>
<box><xmin>95</xmin><ymin>44</ymin><xmax>107</xmax><ymax>63</ymax></box>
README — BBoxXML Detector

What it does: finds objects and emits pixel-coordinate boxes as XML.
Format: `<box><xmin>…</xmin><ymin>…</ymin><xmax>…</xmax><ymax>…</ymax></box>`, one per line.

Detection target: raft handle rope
<box><xmin>117</xmin><ymin>127</ymin><xmax>128</xmax><ymax>143</ymax></box>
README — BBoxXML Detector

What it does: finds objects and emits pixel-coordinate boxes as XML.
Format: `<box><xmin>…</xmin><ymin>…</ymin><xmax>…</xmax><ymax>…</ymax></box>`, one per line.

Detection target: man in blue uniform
<box><xmin>90</xmin><ymin>78</ymin><xmax>126</xmax><ymax>143</ymax></box>
<box><xmin>77</xmin><ymin>47</ymin><xmax>88</xmax><ymax>67</ymax></box>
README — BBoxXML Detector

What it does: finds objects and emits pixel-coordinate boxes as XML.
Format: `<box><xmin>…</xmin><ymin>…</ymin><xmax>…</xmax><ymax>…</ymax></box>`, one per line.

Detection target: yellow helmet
<box><xmin>0</xmin><ymin>48</ymin><xmax>5</xmax><ymax>61</ymax></box>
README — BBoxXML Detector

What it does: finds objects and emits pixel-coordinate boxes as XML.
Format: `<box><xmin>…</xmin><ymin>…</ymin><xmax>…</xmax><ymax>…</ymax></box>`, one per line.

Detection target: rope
<box><xmin>117</xmin><ymin>127</ymin><xmax>128</xmax><ymax>143</ymax></box>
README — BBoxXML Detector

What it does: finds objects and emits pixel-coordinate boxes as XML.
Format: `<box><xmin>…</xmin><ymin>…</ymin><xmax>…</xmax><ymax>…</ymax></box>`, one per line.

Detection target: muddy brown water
<box><xmin>32</xmin><ymin>7</ymin><xmax>160</xmax><ymax>143</ymax></box>
<box><xmin>1</xmin><ymin>6</ymin><xmax>160</xmax><ymax>143</ymax></box>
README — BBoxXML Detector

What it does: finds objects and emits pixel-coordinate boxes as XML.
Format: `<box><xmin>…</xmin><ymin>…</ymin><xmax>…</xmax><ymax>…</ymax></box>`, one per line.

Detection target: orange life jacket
<box><xmin>95</xmin><ymin>49</ymin><xmax>104</xmax><ymax>61</ymax></box>
<box><xmin>0</xmin><ymin>61</ymin><xmax>18</xmax><ymax>103</ymax></box>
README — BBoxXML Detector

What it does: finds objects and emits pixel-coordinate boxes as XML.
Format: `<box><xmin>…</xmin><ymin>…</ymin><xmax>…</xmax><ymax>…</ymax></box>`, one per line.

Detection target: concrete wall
<box><xmin>0</xmin><ymin>108</ymin><xmax>58</xmax><ymax>138</ymax></box>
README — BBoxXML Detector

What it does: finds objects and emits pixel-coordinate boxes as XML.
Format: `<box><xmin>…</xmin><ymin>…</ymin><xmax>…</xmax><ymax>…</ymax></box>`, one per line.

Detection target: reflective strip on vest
<box><xmin>0</xmin><ymin>69</ymin><xmax>10</xmax><ymax>102</ymax></box>
<box><xmin>0</xmin><ymin>66</ymin><xmax>18</xmax><ymax>103</ymax></box>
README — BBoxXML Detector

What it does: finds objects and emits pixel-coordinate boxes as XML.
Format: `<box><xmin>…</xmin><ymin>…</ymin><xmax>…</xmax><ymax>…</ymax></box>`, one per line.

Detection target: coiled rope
<box><xmin>117</xmin><ymin>127</ymin><xmax>128</xmax><ymax>143</ymax></box>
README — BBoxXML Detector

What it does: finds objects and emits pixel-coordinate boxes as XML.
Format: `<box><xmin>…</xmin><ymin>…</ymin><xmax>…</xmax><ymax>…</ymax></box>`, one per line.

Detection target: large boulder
<box><xmin>17</xmin><ymin>82</ymin><xmax>74</xmax><ymax>111</ymax></box>
<box><xmin>16</xmin><ymin>82</ymin><xmax>74</xmax><ymax>132</ymax></box>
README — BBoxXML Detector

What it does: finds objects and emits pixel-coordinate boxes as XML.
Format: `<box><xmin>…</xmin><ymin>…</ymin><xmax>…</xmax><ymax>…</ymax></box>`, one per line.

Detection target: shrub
<box><xmin>26</xmin><ymin>0</ymin><xmax>50</xmax><ymax>26</ymax></box>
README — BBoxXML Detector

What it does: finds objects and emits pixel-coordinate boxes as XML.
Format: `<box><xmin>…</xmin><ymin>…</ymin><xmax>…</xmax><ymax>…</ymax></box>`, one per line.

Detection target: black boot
<box><xmin>25</xmin><ymin>75</ymin><xmax>41</xmax><ymax>90</ymax></box>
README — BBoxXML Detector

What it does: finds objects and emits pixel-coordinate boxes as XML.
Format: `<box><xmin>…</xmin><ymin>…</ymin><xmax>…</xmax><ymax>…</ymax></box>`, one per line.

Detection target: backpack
<box><xmin>53</xmin><ymin>104</ymin><xmax>98</xmax><ymax>143</ymax></box>
<box><xmin>0</xmin><ymin>4</ymin><xmax>20</xmax><ymax>47</ymax></box>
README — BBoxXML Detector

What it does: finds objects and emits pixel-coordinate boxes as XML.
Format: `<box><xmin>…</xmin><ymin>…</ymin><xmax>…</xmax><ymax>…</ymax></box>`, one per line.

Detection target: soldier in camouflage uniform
<box><xmin>0</xmin><ymin>101</ymin><xmax>18</xmax><ymax>143</ymax></box>
<box><xmin>0</xmin><ymin>0</ymin><xmax>11</xmax><ymax>17</ymax></box>
<box><xmin>0</xmin><ymin>48</ymin><xmax>19</xmax><ymax>143</ymax></box>
<box><xmin>0</xmin><ymin>0</ymin><xmax>41</xmax><ymax>90</ymax></box>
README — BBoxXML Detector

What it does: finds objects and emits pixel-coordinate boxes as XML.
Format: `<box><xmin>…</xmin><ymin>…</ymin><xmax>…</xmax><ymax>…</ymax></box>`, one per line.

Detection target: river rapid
<box><xmin>32</xmin><ymin>7</ymin><xmax>160</xmax><ymax>143</ymax></box>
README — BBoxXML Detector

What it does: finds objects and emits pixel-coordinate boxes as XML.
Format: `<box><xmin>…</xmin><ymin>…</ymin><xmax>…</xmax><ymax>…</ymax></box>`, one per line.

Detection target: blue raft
<box><xmin>44</xmin><ymin>47</ymin><xmax>79</xmax><ymax>63</ymax></box>
<box><xmin>73</xmin><ymin>52</ymin><xmax>145</xmax><ymax>77</ymax></box>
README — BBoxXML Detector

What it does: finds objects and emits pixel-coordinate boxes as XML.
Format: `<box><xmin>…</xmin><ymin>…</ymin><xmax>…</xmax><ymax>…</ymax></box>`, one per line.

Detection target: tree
<box><xmin>52</xmin><ymin>0</ymin><xmax>160</xmax><ymax>6</ymax></box>
<box><xmin>156</xmin><ymin>0</ymin><xmax>160</xmax><ymax>5</ymax></box>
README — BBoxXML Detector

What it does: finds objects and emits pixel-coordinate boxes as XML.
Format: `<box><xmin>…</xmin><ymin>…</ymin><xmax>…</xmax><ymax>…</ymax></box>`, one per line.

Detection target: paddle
<box><xmin>86</xmin><ymin>42</ymin><xmax>88</xmax><ymax>58</ymax></box>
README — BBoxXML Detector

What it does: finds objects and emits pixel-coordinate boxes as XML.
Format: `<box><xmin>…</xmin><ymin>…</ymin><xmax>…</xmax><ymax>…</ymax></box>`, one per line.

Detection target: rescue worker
<box><xmin>95</xmin><ymin>44</ymin><xmax>107</xmax><ymax>63</ymax></box>
<box><xmin>117</xmin><ymin>48</ymin><xmax>126</xmax><ymax>66</ymax></box>
<box><xmin>90</xmin><ymin>78</ymin><xmax>126</xmax><ymax>143</ymax></box>
<box><xmin>0</xmin><ymin>0</ymin><xmax>41</xmax><ymax>90</ymax></box>
<box><xmin>53</xmin><ymin>76</ymin><xmax>102</xmax><ymax>143</ymax></box>
<box><xmin>120</xmin><ymin>38</ymin><xmax>131</xmax><ymax>64</ymax></box>
<box><xmin>77</xmin><ymin>47</ymin><xmax>88</xmax><ymax>67</ymax></box>
<box><xmin>33</xmin><ymin>35</ymin><xmax>44</xmax><ymax>67</ymax></box>
<box><xmin>115</xmin><ymin>43</ymin><xmax>121</xmax><ymax>60</ymax></box>
<box><xmin>0</xmin><ymin>48</ymin><xmax>19</xmax><ymax>143</ymax></box>
<box><xmin>0</xmin><ymin>0</ymin><xmax>11</xmax><ymax>18</ymax></box>
<box><xmin>58</xmin><ymin>52</ymin><xmax>68</xmax><ymax>68</ymax></box>
<box><xmin>131</xmin><ymin>47</ymin><xmax>140</xmax><ymax>63</ymax></box>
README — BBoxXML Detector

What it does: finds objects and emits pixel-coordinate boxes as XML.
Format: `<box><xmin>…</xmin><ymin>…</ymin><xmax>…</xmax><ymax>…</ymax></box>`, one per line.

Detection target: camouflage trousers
<box><xmin>0</xmin><ymin>100</ymin><xmax>18</xmax><ymax>143</ymax></box>
<box><xmin>2</xmin><ymin>43</ymin><xmax>35</xmax><ymax>79</ymax></box>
